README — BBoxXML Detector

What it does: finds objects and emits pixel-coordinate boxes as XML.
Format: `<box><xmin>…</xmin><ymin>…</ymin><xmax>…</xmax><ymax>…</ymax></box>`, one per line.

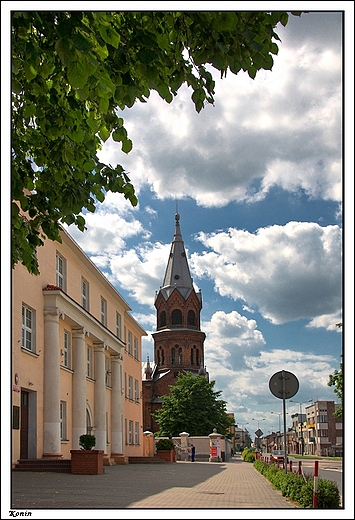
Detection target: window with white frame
<box><xmin>81</xmin><ymin>278</ymin><xmax>89</xmax><ymax>310</ymax></box>
<box><xmin>21</xmin><ymin>304</ymin><xmax>35</xmax><ymax>352</ymax></box>
<box><xmin>134</xmin><ymin>379</ymin><xmax>139</xmax><ymax>403</ymax></box>
<box><xmin>87</xmin><ymin>345</ymin><xmax>93</xmax><ymax>378</ymax></box>
<box><xmin>129</xmin><ymin>420</ymin><xmax>134</xmax><ymax>445</ymax></box>
<box><xmin>128</xmin><ymin>375</ymin><xmax>133</xmax><ymax>400</ymax></box>
<box><xmin>124</xmin><ymin>326</ymin><xmax>127</xmax><ymax>348</ymax></box>
<box><xmin>135</xmin><ymin>422</ymin><xmax>140</xmax><ymax>445</ymax></box>
<box><xmin>100</xmin><ymin>297</ymin><xmax>107</xmax><ymax>326</ymax></box>
<box><xmin>116</xmin><ymin>311</ymin><xmax>121</xmax><ymax>339</ymax></box>
<box><xmin>124</xmin><ymin>372</ymin><xmax>127</xmax><ymax>398</ymax></box>
<box><xmin>128</xmin><ymin>331</ymin><xmax>133</xmax><ymax>355</ymax></box>
<box><xmin>63</xmin><ymin>330</ymin><xmax>71</xmax><ymax>368</ymax></box>
<box><xmin>125</xmin><ymin>418</ymin><xmax>128</xmax><ymax>445</ymax></box>
<box><xmin>318</xmin><ymin>415</ymin><xmax>328</xmax><ymax>423</ymax></box>
<box><xmin>134</xmin><ymin>336</ymin><xmax>138</xmax><ymax>360</ymax></box>
<box><xmin>106</xmin><ymin>412</ymin><xmax>109</xmax><ymax>444</ymax></box>
<box><xmin>56</xmin><ymin>252</ymin><xmax>66</xmax><ymax>290</ymax></box>
<box><xmin>60</xmin><ymin>401</ymin><xmax>67</xmax><ymax>440</ymax></box>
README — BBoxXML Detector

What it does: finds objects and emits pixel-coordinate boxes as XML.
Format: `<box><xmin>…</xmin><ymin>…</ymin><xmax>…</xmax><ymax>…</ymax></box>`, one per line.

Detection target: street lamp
<box><xmin>252</xmin><ymin>418</ymin><xmax>265</xmax><ymax>449</ymax></box>
<box><xmin>271</xmin><ymin>411</ymin><xmax>281</xmax><ymax>432</ymax></box>
<box><xmin>290</xmin><ymin>399</ymin><xmax>312</xmax><ymax>455</ymax></box>
<box><xmin>252</xmin><ymin>418</ymin><xmax>265</xmax><ymax>429</ymax></box>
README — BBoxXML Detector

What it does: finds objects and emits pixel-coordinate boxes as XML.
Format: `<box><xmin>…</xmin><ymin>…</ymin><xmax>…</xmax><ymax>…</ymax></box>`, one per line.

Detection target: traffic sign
<box><xmin>269</xmin><ymin>370</ymin><xmax>299</xmax><ymax>399</ymax></box>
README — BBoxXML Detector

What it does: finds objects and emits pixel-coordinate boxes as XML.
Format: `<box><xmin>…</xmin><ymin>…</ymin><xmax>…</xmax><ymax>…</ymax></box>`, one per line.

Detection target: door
<box><xmin>20</xmin><ymin>390</ymin><xmax>29</xmax><ymax>459</ymax></box>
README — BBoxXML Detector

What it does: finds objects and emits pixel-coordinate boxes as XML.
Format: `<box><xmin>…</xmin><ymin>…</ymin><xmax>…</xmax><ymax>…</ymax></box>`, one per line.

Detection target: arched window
<box><xmin>161</xmin><ymin>349</ymin><xmax>165</xmax><ymax>365</ymax></box>
<box><xmin>172</xmin><ymin>309</ymin><xmax>182</xmax><ymax>325</ymax></box>
<box><xmin>191</xmin><ymin>348</ymin><xmax>194</xmax><ymax>365</ymax></box>
<box><xmin>171</xmin><ymin>347</ymin><xmax>176</xmax><ymax>365</ymax></box>
<box><xmin>178</xmin><ymin>348</ymin><xmax>182</xmax><ymax>364</ymax></box>
<box><xmin>187</xmin><ymin>310</ymin><xmax>196</xmax><ymax>326</ymax></box>
<box><xmin>196</xmin><ymin>349</ymin><xmax>199</xmax><ymax>366</ymax></box>
<box><xmin>157</xmin><ymin>350</ymin><xmax>161</xmax><ymax>366</ymax></box>
<box><xmin>159</xmin><ymin>311</ymin><xmax>166</xmax><ymax>328</ymax></box>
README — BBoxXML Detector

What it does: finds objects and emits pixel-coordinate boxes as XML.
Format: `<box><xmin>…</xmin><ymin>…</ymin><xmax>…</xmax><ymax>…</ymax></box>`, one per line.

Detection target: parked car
<box><xmin>270</xmin><ymin>450</ymin><xmax>288</xmax><ymax>464</ymax></box>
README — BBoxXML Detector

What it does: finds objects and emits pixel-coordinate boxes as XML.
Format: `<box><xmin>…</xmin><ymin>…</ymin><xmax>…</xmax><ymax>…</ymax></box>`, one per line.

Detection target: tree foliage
<box><xmin>328</xmin><ymin>323</ymin><xmax>343</xmax><ymax>417</ymax></box>
<box><xmin>152</xmin><ymin>372</ymin><xmax>234</xmax><ymax>436</ymax></box>
<box><xmin>12</xmin><ymin>11</ymin><xmax>305</xmax><ymax>274</ymax></box>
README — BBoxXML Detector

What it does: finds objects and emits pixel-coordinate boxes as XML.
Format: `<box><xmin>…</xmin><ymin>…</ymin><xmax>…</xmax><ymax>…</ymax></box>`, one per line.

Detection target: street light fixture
<box><xmin>252</xmin><ymin>418</ymin><xmax>265</xmax><ymax>429</ymax></box>
<box><xmin>290</xmin><ymin>399</ymin><xmax>313</xmax><ymax>455</ymax></box>
<box><xmin>252</xmin><ymin>418</ymin><xmax>265</xmax><ymax>449</ymax></box>
<box><xmin>271</xmin><ymin>411</ymin><xmax>282</xmax><ymax>432</ymax></box>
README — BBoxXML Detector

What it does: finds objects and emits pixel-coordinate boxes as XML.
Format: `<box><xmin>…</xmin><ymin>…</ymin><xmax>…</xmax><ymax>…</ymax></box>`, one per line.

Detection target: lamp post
<box><xmin>252</xmin><ymin>418</ymin><xmax>265</xmax><ymax>449</ymax></box>
<box><xmin>290</xmin><ymin>399</ymin><xmax>312</xmax><ymax>455</ymax></box>
<box><xmin>271</xmin><ymin>411</ymin><xmax>281</xmax><ymax>432</ymax></box>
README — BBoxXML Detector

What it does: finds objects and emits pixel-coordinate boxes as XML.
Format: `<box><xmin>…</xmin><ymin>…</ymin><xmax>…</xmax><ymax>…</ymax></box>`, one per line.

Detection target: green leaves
<box><xmin>12</xmin><ymin>10</ymin><xmax>305</xmax><ymax>274</ymax></box>
<box><xmin>152</xmin><ymin>372</ymin><xmax>234</xmax><ymax>436</ymax></box>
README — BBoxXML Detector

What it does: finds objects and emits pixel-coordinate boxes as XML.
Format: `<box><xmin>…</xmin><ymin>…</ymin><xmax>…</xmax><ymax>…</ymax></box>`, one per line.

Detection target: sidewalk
<box><xmin>10</xmin><ymin>455</ymin><xmax>298</xmax><ymax>513</ymax></box>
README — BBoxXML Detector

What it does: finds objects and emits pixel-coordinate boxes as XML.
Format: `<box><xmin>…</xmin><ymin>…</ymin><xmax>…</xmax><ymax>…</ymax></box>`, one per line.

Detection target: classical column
<box><xmin>72</xmin><ymin>327</ymin><xmax>87</xmax><ymax>449</ymax></box>
<box><xmin>93</xmin><ymin>342</ymin><xmax>106</xmax><ymax>451</ymax></box>
<box><xmin>111</xmin><ymin>355</ymin><xmax>123</xmax><ymax>455</ymax></box>
<box><xmin>43</xmin><ymin>307</ymin><xmax>62</xmax><ymax>457</ymax></box>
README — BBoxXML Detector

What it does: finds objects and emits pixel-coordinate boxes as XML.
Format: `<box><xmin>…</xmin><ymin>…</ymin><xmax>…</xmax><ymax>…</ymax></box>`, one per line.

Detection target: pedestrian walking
<box><xmin>191</xmin><ymin>444</ymin><xmax>196</xmax><ymax>462</ymax></box>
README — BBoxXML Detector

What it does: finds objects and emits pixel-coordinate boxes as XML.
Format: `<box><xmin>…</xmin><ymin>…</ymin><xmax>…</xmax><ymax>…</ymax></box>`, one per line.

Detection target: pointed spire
<box><xmin>160</xmin><ymin>212</ymin><xmax>194</xmax><ymax>300</ymax></box>
<box><xmin>145</xmin><ymin>354</ymin><xmax>153</xmax><ymax>379</ymax></box>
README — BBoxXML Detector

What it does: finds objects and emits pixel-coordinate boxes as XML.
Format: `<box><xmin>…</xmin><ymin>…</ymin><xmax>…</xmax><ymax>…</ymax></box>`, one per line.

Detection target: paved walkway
<box><xmin>10</xmin><ymin>455</ymin><xmax>298</xmax><ymax>513</ymax></box>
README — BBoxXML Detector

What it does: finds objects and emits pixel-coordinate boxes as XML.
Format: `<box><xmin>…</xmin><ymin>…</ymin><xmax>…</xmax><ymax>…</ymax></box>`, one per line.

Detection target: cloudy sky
<box><xmin>3</xmin><ymin>5</ymin><xmax>351</xmax><ymax>442</ymax></box>
<box><xmin>59</xmin><ymin>8</ymin><xmax>348</xmax><ymax>437</ymax></box>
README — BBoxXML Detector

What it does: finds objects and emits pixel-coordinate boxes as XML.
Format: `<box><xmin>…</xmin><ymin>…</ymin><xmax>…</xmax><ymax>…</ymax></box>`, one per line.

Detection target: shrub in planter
<box><xmin>155</xmin><ymin>438</ymin><xmax>174</xmax><ymax>450</ymax></box>
<box><xmin>79</xmin><ymin>434</ymin><xmax>96</xmax><ymax>450</ymax></box>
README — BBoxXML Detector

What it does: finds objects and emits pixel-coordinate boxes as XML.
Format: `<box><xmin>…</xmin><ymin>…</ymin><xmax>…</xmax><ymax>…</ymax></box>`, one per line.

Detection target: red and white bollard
<box><xmin>313</xmin><ymin>460</ymin><xmax>319</xmax><ymax>508</ymax></box>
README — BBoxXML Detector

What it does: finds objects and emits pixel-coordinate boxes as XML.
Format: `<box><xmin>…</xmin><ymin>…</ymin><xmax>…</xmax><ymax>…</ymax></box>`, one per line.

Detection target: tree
<box><xmin>152</xmin><ymin>372</ymin><xmax>234</xmax><ymax>436</ymax></box>
<box><xmin>327</xmin><ymin>323</ymin><xmax>343</xmax><ymax>417</ymax></box>
<box><xmin>12</xmin><ymin>11</ymin><xmax>305</xmax><ymax>274</ymax></box>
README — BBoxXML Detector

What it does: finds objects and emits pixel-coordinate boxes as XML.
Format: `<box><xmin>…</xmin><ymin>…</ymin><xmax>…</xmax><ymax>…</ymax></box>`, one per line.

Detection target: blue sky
<box><xmin>60</xmin><ymin>9</ymin><xmax>348</xmax><ymax>437</ymax></box>
<box><xmin>3</xmin><ymin>5</ymin><xmax>352</xmax><ymax>442</ymax></box>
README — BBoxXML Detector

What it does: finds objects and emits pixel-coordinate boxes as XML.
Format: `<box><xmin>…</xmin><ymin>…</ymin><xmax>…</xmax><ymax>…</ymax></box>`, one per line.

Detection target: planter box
<box><xmin>156</xmin><ymin>449</ymin><xmax>176</xmax><ymax>463</ymax></box>
<box><xmin>70</xmin><ymin>450</ymin><xmax>104</xmax><ymax>474</ymax></box>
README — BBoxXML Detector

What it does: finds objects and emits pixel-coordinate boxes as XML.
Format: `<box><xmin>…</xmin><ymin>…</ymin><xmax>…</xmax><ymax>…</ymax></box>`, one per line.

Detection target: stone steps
<box><xmin>13</xmin><ymin>459</ymin><xmax>72</xmax><ymax>473</ymax></box>
<box><xmin>128</xmin><ymin>456</ymin><xmax>168</xmax><ymax>464</ymax></box>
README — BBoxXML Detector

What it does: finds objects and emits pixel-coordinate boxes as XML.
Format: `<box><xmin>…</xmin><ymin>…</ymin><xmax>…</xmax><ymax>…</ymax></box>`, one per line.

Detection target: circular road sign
<box><xmin>269</xmin><ymin>370</ymin><xmax>299</xmax><ymax>400</ymax></box>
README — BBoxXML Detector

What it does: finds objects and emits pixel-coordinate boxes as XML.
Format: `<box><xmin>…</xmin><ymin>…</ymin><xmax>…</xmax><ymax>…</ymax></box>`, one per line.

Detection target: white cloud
<box><xmin>191</xmin><ymin>222</ymin><xmax>342</xmax><ymax>326</ymax></box>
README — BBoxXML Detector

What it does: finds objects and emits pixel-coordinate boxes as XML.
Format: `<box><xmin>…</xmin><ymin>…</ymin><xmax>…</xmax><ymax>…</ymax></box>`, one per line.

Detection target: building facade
<box><xmin>12</xmin><ymin>227</ymin><xmax>146</xmax><ymax>466</ymax></box>
<box><xmin>142</xmin><ymin>213</ymin><xmax>208</xmax><ymax>433</ymax></box>
<box><xmin>261</xmin><ymin>400</ymin><xmax>342</xmax><ymax>456</ymax></box>
<box><xmin>304</xmin><ymin>400</ymin><xmax>343</xmax><ymax>456</ymax></box>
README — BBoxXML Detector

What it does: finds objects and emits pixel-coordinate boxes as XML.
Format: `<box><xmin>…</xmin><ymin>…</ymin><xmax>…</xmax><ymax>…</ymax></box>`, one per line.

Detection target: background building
<box><xmin>261</xmin><ymin>400</ymin><xmax>342</xmax><ymax>456</ymax></box>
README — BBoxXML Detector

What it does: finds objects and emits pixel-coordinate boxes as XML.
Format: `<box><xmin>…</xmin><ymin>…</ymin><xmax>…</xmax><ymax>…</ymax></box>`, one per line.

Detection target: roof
<box><xmin>159</xmin><ymin>213</ymin><xmax>201</xmax><ymax>302</ymax></box>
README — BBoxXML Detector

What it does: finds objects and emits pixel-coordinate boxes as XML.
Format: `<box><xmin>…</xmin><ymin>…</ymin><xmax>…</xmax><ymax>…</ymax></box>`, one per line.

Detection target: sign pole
<box><xmin>282</xmin><ymin>370</ymin><xmax>288</xmax><ymax>473</ymax></box>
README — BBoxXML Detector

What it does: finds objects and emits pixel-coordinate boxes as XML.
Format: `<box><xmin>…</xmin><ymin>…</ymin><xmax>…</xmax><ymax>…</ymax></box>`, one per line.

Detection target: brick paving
<box><xmin>10</xmin><ymin>455</ymin><xmax>298</xmax><ymax>512</ymax></box>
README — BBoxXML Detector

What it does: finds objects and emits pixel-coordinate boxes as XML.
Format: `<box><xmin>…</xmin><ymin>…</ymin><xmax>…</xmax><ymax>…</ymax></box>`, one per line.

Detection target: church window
<box><xmin>187</xmin><ymin>310</ymin><xmax>196</xmax><ymax>326</ymax></box>
<box><xmin>172</xmin><ymin>309</ymin><xmax>182</xmax><ymax>325</ymax></box>
<box><xmin>171</xmin><ymin>347</ymin><xmax>176</xmax><ymax>365</ymax></box>
<box><xmin>159</xmin><ymin>311</ymin><xmax>166</xmax><ymax>328</ymax></box>
<box><xmin>178</xmin><ymin>348</ymin><xmax>182</xmax><ymax>364</ymax></box>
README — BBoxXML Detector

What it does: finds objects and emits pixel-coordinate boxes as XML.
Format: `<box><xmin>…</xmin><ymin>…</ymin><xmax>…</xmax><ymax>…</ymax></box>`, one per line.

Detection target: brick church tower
<box><xmin>142</xmin><ymin>212</ymin><xmax>208</xmax><ymax>433</ymax></box>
